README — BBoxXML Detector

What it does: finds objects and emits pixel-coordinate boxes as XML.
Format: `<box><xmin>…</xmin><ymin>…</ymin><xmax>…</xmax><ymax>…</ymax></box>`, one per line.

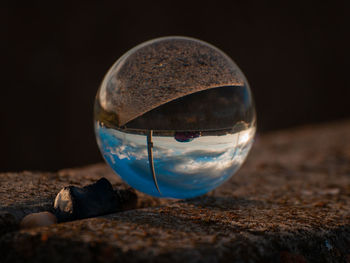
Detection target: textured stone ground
<box><xmin>1</xmin><ymin>120</ymin><xmax>350</xmax><ymax>262</ymax></box>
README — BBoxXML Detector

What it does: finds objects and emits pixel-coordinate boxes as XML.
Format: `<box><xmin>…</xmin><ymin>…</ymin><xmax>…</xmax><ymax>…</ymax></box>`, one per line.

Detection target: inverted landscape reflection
<box><xmin>96</xmin><ymin>123</ymin><xmax>255</xmax><ymax>199</ymax></box>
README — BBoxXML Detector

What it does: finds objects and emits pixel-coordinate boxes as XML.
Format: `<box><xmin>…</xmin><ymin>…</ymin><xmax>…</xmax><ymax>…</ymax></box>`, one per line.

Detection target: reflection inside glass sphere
<box><xmin>95</xmin><ymin>122</ymin><xmax>255</xmax><ymax>199</ymax></box>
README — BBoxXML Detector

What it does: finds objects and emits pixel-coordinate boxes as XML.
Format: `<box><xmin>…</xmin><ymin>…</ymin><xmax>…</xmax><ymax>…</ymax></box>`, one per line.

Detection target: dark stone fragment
<box><xmin>53</xmin><ymin>178</ymin><xmax>137</xmax><ymax>222</ymax></box>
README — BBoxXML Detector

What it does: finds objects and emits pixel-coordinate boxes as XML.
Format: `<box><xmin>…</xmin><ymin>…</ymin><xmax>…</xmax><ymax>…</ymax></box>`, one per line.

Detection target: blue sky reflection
<box><xmin>96</xmin><ymin>124</ymin><xmax>255</xmax><ymax>198</ymax></box>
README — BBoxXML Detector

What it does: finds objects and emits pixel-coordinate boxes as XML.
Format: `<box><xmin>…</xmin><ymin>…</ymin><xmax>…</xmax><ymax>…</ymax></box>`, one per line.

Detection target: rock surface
<box><xmin>98</xmin><ymin>36</ymin><xmax>244</xmax><ymax>127</ymax></box>
<box><xmin>1</xmin><ymin>120</ymin><xmax>350</xmax><ymax>262</ymax></box>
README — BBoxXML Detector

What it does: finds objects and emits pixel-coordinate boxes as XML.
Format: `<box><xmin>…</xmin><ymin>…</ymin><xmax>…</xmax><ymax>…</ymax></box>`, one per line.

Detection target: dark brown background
<box><xmin>2</xmin><ymin>1</ymin><xmax>349</xmax><ymax>172</ymax></box>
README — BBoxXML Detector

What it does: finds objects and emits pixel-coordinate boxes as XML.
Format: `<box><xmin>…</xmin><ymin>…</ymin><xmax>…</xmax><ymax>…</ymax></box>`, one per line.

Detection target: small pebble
<box><xmin>20</xmin><ymin>212</ymin><xmax>57</xmax><ymax>229</ymax></box>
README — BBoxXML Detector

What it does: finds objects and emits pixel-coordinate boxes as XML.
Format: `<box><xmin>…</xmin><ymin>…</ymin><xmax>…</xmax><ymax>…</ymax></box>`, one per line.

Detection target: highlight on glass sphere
<box><xmin>94</xmin><ymin>36</ymin><xmax>256</xmax><ymax>199</ymax></box>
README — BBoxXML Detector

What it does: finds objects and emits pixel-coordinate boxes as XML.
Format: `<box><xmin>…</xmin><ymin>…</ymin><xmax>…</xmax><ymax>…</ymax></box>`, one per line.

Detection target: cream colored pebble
<box><xmin>20</xmin><ymin>212</ymin><xmax>57</xmax><ymax>229</ymax></box>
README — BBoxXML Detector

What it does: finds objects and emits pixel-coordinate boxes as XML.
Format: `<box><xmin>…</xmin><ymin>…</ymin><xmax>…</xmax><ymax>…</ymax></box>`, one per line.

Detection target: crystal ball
<box><xmin>94</xmin><ymin>36</ymin><xmax>256</xmax><ymax>199</ymax></box>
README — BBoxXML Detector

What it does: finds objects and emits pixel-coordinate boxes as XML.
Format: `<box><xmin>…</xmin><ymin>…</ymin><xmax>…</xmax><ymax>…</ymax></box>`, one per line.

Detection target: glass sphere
<box><xmin>94</xmin><ymin>36</ymin><xmax>256</xmax><ymax>199</ymax></box>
